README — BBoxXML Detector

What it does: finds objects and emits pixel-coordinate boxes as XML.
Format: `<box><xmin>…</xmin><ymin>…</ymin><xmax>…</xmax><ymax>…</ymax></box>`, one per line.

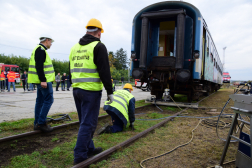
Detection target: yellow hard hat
<box><xmin>123</xmin><ymin>83</ymin><xmax>133</xmax><ymax>91</ymax></box>
<box><xmin>86</xmin><ymin>18</ymin><xmax>104</xmax><ymax>33</ymax></box>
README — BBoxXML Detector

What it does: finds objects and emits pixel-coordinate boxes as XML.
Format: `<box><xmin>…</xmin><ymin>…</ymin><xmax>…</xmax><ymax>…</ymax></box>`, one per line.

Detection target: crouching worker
<box><xmin>98</xmin><ymin>83</ymin><xmax>135</xmax><ymax>134</ymax></box>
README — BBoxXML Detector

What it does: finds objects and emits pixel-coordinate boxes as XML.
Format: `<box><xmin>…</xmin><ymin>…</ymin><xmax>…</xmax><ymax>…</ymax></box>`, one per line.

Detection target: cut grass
<box><xmin>4</xmin><ymin>106</ymin><xmax>176</xmax><ymax>168</ymax></box>
<box><xmin>0</xmin><ymin>99</ymin><xmax>150</xmax><ymax>138</ymax></box>
<box><xmin>88</xmin><ymin>88</ymin><xmax>239</xmax><ymax>168</ymax></box>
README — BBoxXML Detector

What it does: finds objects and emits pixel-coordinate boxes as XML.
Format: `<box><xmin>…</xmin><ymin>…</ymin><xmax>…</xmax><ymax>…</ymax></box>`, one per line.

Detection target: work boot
<box><xmin>87</xmin><ymin>147</ymin><xmax>103</xmax><ymax>157</ymax></box>
<box><xmin>34</xmin><ymin>124</ymin><xmax>39</xmax><ymax>130</ymax></box>
<box><xmin>37</xmin><ymin>124</ymin><xmax>53</xmax><ymax>132</ymax></box>
<box><xmin>97</xmin><ymin>123</ymin><xmax>112</xmax><ymax>135</ymax></box>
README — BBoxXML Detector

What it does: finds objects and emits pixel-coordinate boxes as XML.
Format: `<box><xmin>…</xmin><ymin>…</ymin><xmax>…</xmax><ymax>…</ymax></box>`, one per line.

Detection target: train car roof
<box><xmin>133</xmin><ymin>1</ymin><xmax>202</xmax><ymax>23</ymax></box>
<box><xmin>132</xmin><ymin>1</ymin><xmax>223</xmax><ymax>71</ymax></box>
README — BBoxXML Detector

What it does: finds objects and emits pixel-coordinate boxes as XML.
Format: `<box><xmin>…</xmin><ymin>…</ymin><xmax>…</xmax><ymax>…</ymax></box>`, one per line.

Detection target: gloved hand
<box><xmin>129</xmin><ymin>123</ymin><xmax>135</xmax><ymax>131</ymax></box>
<box><xmin>107</xmin><ymin>94</ymin><xmax>114</xmax><ymax>104</ymax></box>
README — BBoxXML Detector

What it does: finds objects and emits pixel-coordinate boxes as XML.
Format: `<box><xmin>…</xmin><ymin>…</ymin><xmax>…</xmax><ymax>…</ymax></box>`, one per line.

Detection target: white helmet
<box><xmin>39</xmin><ymin>35</ymin><xmax>54</xmax><ymax>43</ymax></box>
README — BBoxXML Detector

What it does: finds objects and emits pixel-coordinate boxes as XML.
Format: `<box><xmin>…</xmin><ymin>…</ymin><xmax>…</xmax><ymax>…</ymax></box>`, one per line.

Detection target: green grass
<box><xmin>51</xmin><ymin>137</ymin><xmax>59</xmax><ymax>142</ymax></box>
<box><xmin>135</xmin><ymin>99</ymin><xmax>150</xmax><ymax>107</ymax></box>
<box><xmin>0</xmin><ymin>100</ymin><xmax>150</xmax><ymax>138</ymax></box>
<box><xmin>3</xmin><ymin>107</ymin><xmax>175</xmax><ymax>168</ymax></box>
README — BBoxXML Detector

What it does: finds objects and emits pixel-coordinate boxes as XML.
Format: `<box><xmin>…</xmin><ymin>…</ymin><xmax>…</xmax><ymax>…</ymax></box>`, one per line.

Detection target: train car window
<box><xmin>211</xmin><ymin>53</ymin><xmax>213</xmax><ymax>62</ymax></box>
<box><xmin>211</xmin><ymin>42</ymin><xmax>214</xmax><ymax>55</ymax></box>
<box><xmin>206</xmin><ymin>36</ymin><xmax>209</xmax><ymax>56</ymax></box>
<box><xmin>214</xmin><ymin>58</ymin><xmax>215</xmax><ymax>66</ymax></box>
<box><xmin>158</xmin><ymin>21</ymin><xmax>175</xmax><ymax>56</ymax></box>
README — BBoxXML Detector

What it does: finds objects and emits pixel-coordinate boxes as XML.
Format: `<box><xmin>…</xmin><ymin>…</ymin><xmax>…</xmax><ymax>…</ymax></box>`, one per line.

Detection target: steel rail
<box><xmin>71</xmin><ymin>93</ymin><xmax>215</xmax><ymax>168</ymax></box>
<box><xmin>72</xmin><ymin>109</ymin><xmax>187</xmax><ymax>168</ymax></box>
<box><xmin>0</xmin><ymin>105</ymin><xmax>150</xmax><ymax>143</ymax></box>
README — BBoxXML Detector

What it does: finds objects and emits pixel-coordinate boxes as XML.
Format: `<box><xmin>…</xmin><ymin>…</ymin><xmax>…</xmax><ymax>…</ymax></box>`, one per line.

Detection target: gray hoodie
<box><xmin>55</xmin><ymin>75</ymin><xmax>60</xmax><ymax>82</ymax></box>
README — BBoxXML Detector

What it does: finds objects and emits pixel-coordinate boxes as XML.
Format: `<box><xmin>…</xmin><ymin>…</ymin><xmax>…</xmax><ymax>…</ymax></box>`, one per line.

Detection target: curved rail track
<box><xmin>0</xmin><ymin>105</ymin><xmax>151</xmax><ymax>144</ymax></box>
<box><xmin>0</xmin><ymin>93</ymin><xmax>215</xmax><ymax>167</ymax></box>
<box><xmin>72</xmin><ymin>93</ymin><xmax>215</xmax><ymax>168</ymax></box>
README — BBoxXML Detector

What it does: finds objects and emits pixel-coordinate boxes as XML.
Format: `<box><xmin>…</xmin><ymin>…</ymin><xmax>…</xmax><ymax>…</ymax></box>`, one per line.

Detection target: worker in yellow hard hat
<box><xmin>98</xmin><ymin>83</ymin><xmax>135</xmax><ymax>135</ymax></box>
<box><xmin>69</xmin><ymin>18</ymin><xmax>113</xmax><ymax>164</ymax></box>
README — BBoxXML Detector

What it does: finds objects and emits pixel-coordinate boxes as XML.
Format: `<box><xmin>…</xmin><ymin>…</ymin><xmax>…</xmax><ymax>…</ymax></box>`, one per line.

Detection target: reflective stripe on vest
<box><xmin>69</xmin><ymin>41</ymin><xmax>103</xmax><ymax>91</ymax></box>
<box><xmin>70</xmin><ymin>68</ymin><xmax>98</xmax><ymax>73</ymax></box>
<box><xmin>28</xmin><ymin>70</ymin><xmax>55</xmax><ymax>75</ymax></box>
<box><xmin>29</xmin><ymin>65</ymin><xmax>53</xmax><ymax>69</ymax></box>
<box><xmin>28</xmin><ymin>45</ymin><xmax>55</xmax><ymax>83</ymax></box>
<box><xmin>104</xmin><ymin>90</ymin><xmax>135</xmax><ymax>124</ymax></box>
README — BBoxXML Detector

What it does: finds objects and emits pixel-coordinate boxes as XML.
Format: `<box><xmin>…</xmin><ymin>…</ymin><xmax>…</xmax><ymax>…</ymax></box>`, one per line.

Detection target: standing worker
<box><xmin>66</xmin><ymin>74</ymin><xmax>71</xmax><ymax>91</ymax></box>
<box><xmin>7</xmin><ymin>71</ymin><xmax>16</xmax><ymax>92</ymax></box>
<box><xmin>55</xmin><ymin>73</ymin><xmax>61</xmax><ymax>91</ymax></box>
<box><xmin>61</xmin><ymin>73</ymin><xmax>67</xmax><ymax>91</ymax></box>
<box><xmin>69</xmin><ymin>18</ymin><xmax>113</xmax><ymax>164</ymax></box>
<box><xmin>0</xmin><ymin>70</ymin><xmax>5</xmax><ymax>92</ymax></box>
<box><xmin>98</xmin><ymin>83</ymin><xmax>135</xmax><ymax>134</ymax></box>
<box><xmin>28</xmin><ymin>35</ymin><xmax>55</xmax><ymax>132</ymax></box>
<box><xmin>121</xmin><ymin>76</ymin><xmax>124</xmax><ymax>86</ymax></box>
<box><xmin>5</xmin><ymin>71</ymin><xmax>8</xmax><ymax>91</ymax></box>
<box><xmin>21</xmin><ymin>71</ymin><xmax>28</xmax><ymax>91</ymax></box>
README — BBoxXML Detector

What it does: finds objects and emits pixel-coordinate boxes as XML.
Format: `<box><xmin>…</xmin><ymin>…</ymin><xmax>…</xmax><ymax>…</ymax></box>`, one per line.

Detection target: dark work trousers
<box><xmin>73</xmin><ymin>88</ymin><xmax>102</xmax><ymax>163</ymax></box>
<box><xmin>106</xmin><ymin>110</ymin><xmax>124</xmax><ymax>133</ymax></box>
<box><xmin>22</xmin><ymin>80</ymin><xmax>28</xmax><ymax>91</ymax></box>
<box><xmin>0</xmin><ymin>80</ymin><xmax>5</xmax><ymax>92</ymax></box>
<box><xmin>34</xmin><ymin>82</ymin><xmax>54</xmax><ymax>125</ymax></box>
<box><xmin>5</xmin><ymin>79</ymin><xmax>8</xmax><ymax>90</ymax></box>
<box><xmin>61</xmin><ymin>81</ymin><xmax>65</xmax><ymax>90</ymax></box>
<box><xmin>56</xmin><ymin>82</ymin><xmax>60</xmax><ymax>91</ymax></box>
<box><xmin>67</xmin><ymin>80</ymin><xmax>71</xmax><ymax>90</ymax></box>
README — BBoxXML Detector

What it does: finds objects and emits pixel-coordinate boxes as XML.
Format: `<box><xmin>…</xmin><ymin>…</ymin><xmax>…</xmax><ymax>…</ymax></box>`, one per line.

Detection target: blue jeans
<box><xmin>107</xmin><ymin>110</ymin><xmax>124</xmax><ymax>133</ymax></box>
<box><xmin>29</xmin><ymin>83</ymin><xmax>34</xmax><ymax>91</ymax></box>
<box><xmin>73</xmin><ymin>89</ymin><xmax>102</xmax><ymax>163</ymax></box>
<box><xmin>61</xmin><ymin>82</ymin><xmax>65</xmax><ymax>90</ymax></box>
<box><xmin>8</xmin><ymin>82</ymin><xmax>15</xmax><ymax>92</ymax></box>
<box><xmin>34</xmin><ymin>82</ymin><xmax>54</xmax><ymax>125</ymax></box>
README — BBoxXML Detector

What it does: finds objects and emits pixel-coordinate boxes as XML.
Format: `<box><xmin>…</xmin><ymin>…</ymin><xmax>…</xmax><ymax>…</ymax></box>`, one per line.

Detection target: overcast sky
<box><xmin>0</xmin><ymin>0</ymin><xmax>251</xmax><ymax>80</ymax></box>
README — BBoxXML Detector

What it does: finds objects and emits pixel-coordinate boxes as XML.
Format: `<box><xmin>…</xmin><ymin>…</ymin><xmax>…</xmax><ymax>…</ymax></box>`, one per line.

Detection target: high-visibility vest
<box><xmin>69</xmin><ymin>41</ymin><xmax>103</xmax><ymax>91</ymax></box>
<box><xmin>7</xmin><ymin>72</ymin><xmax>16</xmax><ymax>82</ymax></box>
<box><xmin>104</xmin><ymin>90</ymin><xmax>134</xmax><ymax>124</ymax></box>
<box><xmin>28</xmin><ymin>45</ymin><xmax>55</xmax><ymax>83</ymax></box>
<box><xmin>0</xmin><ymin>73</ymin><xmax>5</xmax><ymax>81</ymax></box>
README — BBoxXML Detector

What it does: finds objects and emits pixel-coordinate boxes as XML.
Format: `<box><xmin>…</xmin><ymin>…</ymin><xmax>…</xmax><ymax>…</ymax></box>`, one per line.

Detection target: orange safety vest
<box><xmin>0</xmin><ymin>72</ymin><xmax>5</xmax><ymax>81</ymax></box>
<box><xmin>7</xmin><ymin>72</ymin><xmax>16</xmax><ymax>82</ymax></box>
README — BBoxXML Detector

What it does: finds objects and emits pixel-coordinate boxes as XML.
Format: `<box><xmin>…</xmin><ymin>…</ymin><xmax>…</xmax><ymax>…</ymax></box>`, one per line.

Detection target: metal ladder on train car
<box><xmin>219</xmin><ymin>93</ymin><xmax>252</xmax><ymax>168</ymax></box>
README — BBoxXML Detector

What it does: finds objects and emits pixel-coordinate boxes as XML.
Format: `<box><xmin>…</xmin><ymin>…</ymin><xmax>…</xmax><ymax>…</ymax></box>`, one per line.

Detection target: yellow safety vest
<box><xmin>28</xmin><ymin>45</ymin><xmax>55</xmax><ymax>83</ymax></box>
<box><xmin>105</xmin><ymin>90</ymin><xmax>134</xmax><ymax>124</ymax></box>
<box><xmin>69</xmin><ymin>41</ymin><xmax>103</xmax><ymax>91</ymax></box>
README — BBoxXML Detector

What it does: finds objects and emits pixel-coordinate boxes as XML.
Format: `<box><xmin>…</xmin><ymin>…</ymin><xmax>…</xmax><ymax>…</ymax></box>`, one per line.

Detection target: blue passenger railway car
<box><xmin>130</xmin><ymin>1</ymin><xmax>223</xmax><ymax>101</ymax></box>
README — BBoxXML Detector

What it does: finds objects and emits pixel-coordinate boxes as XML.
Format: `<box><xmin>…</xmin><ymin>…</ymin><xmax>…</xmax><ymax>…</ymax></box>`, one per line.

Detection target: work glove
<box><xmin>129</xmin><ymin>123</ymin><xmax>135</xmax><ymax>131</ymax></box>
<box><xmin>107</xmin><ymin>94</ymin><xmax>114</xmax><ymax>104</ymax></box>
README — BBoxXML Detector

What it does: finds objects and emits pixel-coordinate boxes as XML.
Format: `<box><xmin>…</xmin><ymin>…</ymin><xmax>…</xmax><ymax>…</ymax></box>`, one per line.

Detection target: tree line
<box><xmin>0</xmin><ymin>48</ymin><xmax>131</xmax><ymax>81</ymax></box>
<box><xmin>0</xmin><ymin>54</ymin><xmax>69</xmax><ymax>75</ymax></box>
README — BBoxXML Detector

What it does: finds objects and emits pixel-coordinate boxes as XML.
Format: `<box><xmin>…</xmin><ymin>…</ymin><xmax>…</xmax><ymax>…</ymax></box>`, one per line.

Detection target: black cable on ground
<box><xmin>139</xmin><ymin>89</ymin><xmax>245</xmax><ymax>168</ymax></box>
<box><xmin>216</xmin><ymin>85</ymin><xmax>245</xmax><ymax>142</ymax></box>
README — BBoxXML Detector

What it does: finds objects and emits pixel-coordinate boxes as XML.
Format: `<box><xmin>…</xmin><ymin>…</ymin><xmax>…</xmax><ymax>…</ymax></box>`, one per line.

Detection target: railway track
<box><xmin>71</xmin><ymin>93</ymin><xmax>215</xmax><ymax>168</ymax></box>
<box><xmin>0</xmin><ymin>93</ymin><xmax>215</xmax><ymax>167</ymax></box>
<box><xmin>0</xmin><ymin>105</ymin><xmax>153</xmax><ymax>144</ymax></box>
<box><xmin>0</xmin><ymin>105</ymin><xmax>154</xmax><ymax>166</ymax></box>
